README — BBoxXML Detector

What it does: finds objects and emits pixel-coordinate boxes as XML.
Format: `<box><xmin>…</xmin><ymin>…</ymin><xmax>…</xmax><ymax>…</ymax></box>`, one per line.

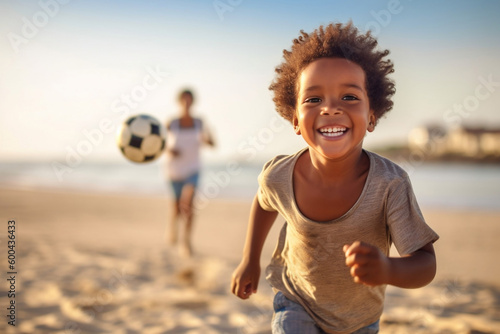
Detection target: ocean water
<box><xmin>0</xmin><ymin>159</ymin><xmax>261</xmax><ymax>200</ymax></box>
<box><xmin>1</xmin><ymin>158</ymin><xmax>499</xmax><ymax>211</ymax></box>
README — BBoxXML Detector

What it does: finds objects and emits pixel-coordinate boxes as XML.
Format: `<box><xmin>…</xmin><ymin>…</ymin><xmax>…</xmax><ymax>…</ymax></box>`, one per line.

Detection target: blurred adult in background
<box><xmin>165</xmin><ymin>89</ymin><xmax>215</xmax><ymax>257</ymax></box>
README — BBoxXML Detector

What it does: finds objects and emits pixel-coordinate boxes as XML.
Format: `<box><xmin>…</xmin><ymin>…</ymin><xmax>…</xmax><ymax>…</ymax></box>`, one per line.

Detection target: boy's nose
<box><xmin>321</xmin><ymin>101</ymin><xmax>344</xmax><ymax>115</ymax></box>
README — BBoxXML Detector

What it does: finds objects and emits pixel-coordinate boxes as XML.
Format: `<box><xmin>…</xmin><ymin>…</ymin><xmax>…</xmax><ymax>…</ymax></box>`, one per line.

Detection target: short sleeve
<box><xmin>257</xmin><ymin>159</ymin><xmax>276</xmax><ymax>212</ymax></box>
<box><xmin>386</xmin><ymin>175</ymin><xmax>439</xmax><ymax>255</ymax></box>
<box><xmin>255</xmin><ymin>151</ymin><xmax>302</xmax><ymax>214</ymax></box>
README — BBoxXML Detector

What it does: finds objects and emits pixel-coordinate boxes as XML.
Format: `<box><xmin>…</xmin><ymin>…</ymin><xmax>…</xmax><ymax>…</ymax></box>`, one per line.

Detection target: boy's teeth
<box><xmin>321</xmin><ymin>131</ymin><xmax>344</xmax><ymax>137</ymax></box>
<box><xmin>319</xmin><ymin>127</ymin><xmax>346</xmax><ymax>136</ymax></box>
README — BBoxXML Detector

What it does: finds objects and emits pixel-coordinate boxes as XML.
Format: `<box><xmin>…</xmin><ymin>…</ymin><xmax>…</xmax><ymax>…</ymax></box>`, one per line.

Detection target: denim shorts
<box><xmin>272</xmin><ymin>291</ymin><xmax>379</xmax><ymax>334</ymax></box>
<box><xmin>169</xmin><ymin>172</ymin><xmax>199</xmax><ymax>200</ymax></box>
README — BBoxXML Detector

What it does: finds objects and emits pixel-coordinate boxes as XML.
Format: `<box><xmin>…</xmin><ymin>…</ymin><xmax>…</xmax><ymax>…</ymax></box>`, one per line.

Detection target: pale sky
<box><xmin>1</xmin><ymin>0</ymin><xmax>499</xmax><ymax>164</ymax></box>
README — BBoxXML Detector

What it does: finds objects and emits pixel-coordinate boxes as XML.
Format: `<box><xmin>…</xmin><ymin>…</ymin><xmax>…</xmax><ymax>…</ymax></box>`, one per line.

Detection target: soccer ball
<box><xmin>117</xmin><ymin>114</ymin><xmax>166</xmax><ymax>163</ymax></box>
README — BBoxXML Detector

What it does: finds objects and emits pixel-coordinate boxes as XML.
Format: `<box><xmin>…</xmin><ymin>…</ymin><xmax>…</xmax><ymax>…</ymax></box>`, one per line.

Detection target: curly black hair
<box><xmin>269</xmin><ymin>22</ymin><xmax>395</xmax><ymax>125</ymax></box>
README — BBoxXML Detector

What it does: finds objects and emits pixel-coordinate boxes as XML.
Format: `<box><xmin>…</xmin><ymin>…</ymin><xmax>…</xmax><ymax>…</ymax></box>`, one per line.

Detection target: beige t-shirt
<box><xmin>258</xmin><ymin>148</ymin><xmax>439</xmax><ymax>334</ymax></box>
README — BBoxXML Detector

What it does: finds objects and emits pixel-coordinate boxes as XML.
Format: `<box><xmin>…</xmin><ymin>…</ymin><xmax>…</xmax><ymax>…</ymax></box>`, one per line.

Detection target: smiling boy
<box><xmin>231</xmin><ymin>22</ymin><xmax>439</xmax><ymax>334</ymax></box>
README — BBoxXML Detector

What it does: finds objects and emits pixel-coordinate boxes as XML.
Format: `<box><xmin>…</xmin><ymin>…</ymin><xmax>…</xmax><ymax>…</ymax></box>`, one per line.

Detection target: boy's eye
<box><xmin>342</xmin><ymin>95</ymin><xmax>359</xmax><ymax>101</ymax></box>
<box><xmin>304</xmin><ymin>97</ymin><xmax>321</xmax><ymax>103</ymax></box>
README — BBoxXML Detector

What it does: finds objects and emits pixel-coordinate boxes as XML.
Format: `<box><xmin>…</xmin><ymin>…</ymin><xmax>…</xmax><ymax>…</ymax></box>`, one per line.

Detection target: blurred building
<box><xmin>408</xmin><ymin>124</ymin><xmax>500</xmax><ymax>159</ymax></box>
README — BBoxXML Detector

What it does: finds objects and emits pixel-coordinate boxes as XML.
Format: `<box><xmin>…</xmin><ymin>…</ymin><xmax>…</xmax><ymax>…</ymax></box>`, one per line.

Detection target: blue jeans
<box><xmin>272</xmin><ymin>292</ymin><xmax>379</xmax><ymax>334</ymax></box>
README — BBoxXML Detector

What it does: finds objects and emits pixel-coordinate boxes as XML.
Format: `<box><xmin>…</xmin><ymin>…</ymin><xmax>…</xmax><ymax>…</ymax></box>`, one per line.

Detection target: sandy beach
<box><xmin>0</xmin><ymin>187</ymin><xmax>499</xmax><ymax>334</ymax></box>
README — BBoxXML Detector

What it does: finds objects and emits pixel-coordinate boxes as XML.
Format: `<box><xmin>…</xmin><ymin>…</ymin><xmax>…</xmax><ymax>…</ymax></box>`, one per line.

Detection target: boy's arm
<box><xmin>231</xmin><ymin>195</ymin><xmax>278</xmax><ymax>299</ymax></box>
<box><xmin>344</xmin><ymin>241</ymin><xmax>436</xmax><ymax>289</ymax></box>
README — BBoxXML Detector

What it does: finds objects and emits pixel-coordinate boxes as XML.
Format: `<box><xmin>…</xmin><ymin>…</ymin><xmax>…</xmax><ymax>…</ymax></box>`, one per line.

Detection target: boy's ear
<box><xmin>367</xmin><ymin>111</ymin><xmax>376</xmax><ymax>132</ymax></box>
<box><xmin>292</xmin><ymin>114</ymin><xmax>301</xmax><ymax>135</ymax></box>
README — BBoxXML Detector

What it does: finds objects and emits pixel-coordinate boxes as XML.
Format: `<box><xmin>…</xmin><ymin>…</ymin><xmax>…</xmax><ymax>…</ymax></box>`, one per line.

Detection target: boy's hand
<box><xmin>231</xmin><ymin>260</ymin><xmax>260</xmax><ymax>300</ymax></box>
<box><xmin>343</xmin><ymin>241</ymin><xmax>390</xmax><ymax>287</ymax></box>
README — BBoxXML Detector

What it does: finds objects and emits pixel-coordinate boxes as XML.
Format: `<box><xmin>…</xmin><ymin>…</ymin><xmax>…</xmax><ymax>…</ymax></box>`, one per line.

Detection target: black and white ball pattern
<box><xmin>117</xmin><ymin>114</ymin><xmax>166</xmax><ymax>163</ymax></box>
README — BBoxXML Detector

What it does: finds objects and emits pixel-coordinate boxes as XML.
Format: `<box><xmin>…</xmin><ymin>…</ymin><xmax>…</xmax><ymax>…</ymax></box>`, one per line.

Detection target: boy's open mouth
<box><xmin>318</xmin><ymin>126</ymin><xmax>347</xmax><ymax>137</ymax></box>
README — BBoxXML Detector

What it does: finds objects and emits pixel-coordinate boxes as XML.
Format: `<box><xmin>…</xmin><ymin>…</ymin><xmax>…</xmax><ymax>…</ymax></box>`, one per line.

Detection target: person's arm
<box><xmin>231</xmin><ymin>195</ymin><xmax>278</xmax><ymax>299</ymax></box>
<box><xmin>165</xmin><ymin>121</ymin><xmax>180</xmax><ymax>157</ymax></box>
<box><xmin>203</xmin><ymin>131</ymin><xmax>215</xmax><ymax>147</ymax></box>
<box><xmin>200</xmin><ymin>120</ymin><xmax>215</xmax><ymax>147</ymax></box>
<box><xmin>343</xmin><ymin>241</ymin><xmax>436</xmax><ymax>288</ymax></box>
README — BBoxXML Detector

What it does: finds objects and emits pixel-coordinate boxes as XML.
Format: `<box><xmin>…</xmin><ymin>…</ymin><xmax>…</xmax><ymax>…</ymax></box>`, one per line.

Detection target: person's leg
<box><xmin>178</xmin><ymin>173</ymin><xmax>199</xmax><ymax>258</ymax></box>
<box><xmin>167</xmin><ymin>180</ymin><xmax>183</xmax><ymax>245</ymax></box>
<box><xmin>272</xmin><ymin>292</ymin><xmax>322</xmax><ymax>334</ymax></box>
<box><xmin>168</xmin><ymin>199</ymin><xmax>181</xmax><ymax>244</ymax></box>
<box><xmin>179</xmin><ymin>183</ymin><xmax>195</xmax><ymax>257</ymax></box>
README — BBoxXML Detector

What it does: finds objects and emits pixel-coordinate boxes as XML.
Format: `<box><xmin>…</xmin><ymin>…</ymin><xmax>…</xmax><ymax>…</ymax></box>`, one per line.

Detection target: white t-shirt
<box><xmin>165</xmin><ymin>118</ymin><xmax>204</xmax><ymax>181</ymax></box>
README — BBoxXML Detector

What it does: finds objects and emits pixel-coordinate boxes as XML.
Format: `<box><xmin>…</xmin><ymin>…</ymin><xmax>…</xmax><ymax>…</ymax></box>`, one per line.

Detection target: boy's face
<box><xmin>293</xmin><ymin>57</ymin><xmax>375</xmax><ymax>161</ymax></box>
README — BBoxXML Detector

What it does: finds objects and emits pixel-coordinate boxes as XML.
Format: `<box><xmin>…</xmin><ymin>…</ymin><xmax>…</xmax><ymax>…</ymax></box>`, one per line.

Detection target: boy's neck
<box><xmin>304</xmin><ymin>147</ymin><xmax>368</xmax><ymax>184</ymax></box>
